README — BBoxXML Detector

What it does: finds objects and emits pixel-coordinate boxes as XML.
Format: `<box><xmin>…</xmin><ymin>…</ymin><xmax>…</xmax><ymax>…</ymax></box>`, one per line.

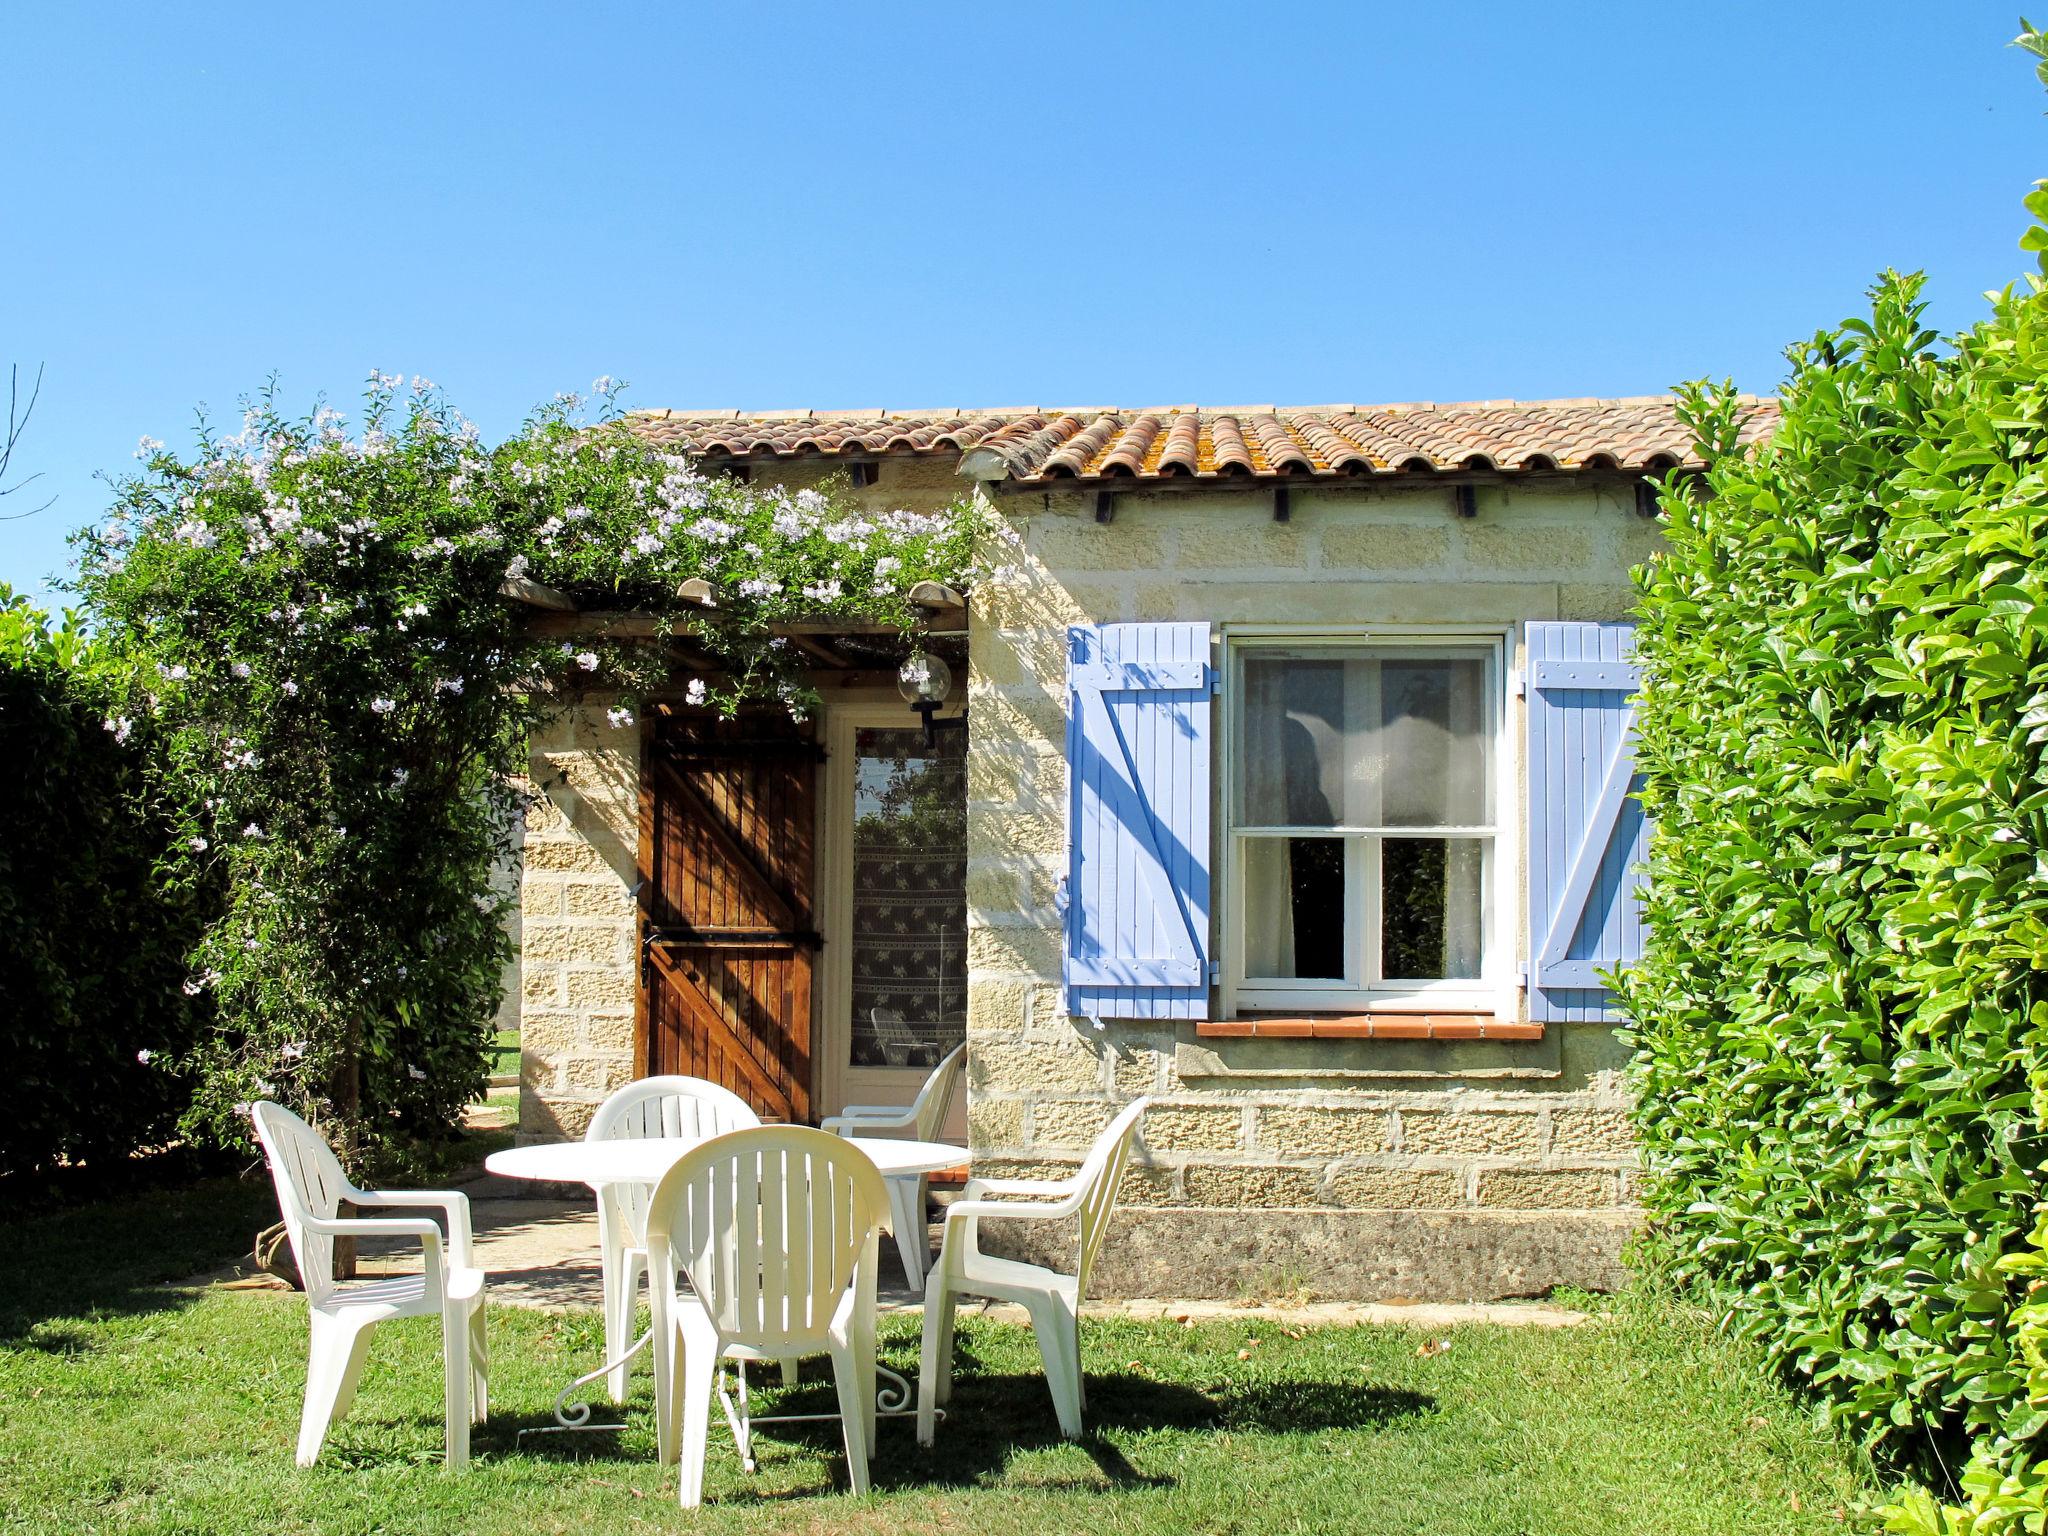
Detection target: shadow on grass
<box><xmin>495</xmin><ymin>1356</ymin><xmax>1432</xmax><ymax>1497</ymax></box>
<box><xmin>0</xmin><ymin>1167</ymin><xmax>277</xmax><ymax>1349</ymax></box>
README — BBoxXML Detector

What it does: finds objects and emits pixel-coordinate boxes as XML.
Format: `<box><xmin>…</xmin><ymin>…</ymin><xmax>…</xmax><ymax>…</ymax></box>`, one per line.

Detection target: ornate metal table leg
<box><xmin>516</xmin><ymin>1326</ymin><xmax>654</xmax><ymax>1439</ymax></box>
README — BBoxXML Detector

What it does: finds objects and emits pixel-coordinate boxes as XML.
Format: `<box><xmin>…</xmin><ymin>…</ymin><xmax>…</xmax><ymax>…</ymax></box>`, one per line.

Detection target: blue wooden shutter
<box><xmin>1525</xmin><ymin>621</ymin><xmax>1648</xmax><ymax>1022</ymax></box>
<box><xmin>1062</xmin><ymin>622</ymin><xmax>1215</xmax><ymax>1020</ymax></box>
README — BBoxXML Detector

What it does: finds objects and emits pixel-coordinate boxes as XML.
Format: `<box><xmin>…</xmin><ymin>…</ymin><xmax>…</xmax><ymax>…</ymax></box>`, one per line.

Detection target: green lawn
<box><xmin>0</xmin><ymin>1177</ymin><xmax>1888</xmax><ymax>1535</ymax></box>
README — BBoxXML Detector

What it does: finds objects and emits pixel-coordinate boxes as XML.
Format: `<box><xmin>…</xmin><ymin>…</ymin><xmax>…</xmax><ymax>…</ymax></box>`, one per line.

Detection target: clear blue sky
<box><xmin>3</xmin><ymin>3</ymin><xmax>2042</xmax><ymax>601</ymax></box>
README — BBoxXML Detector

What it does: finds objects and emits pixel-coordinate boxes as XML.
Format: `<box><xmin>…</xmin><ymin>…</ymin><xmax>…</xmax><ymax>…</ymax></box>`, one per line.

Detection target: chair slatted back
<box><xmin>251</xmin><ymin>1101</ymin><xmax>351</xmax><ymax>1304</ymax></box>
<box><xmin>588</xmin><ymin>1076</ymin><xmax>760</xmax><ymax>1241</ymax></box>
<box><xmin>1074</xmin><ymin>1098</ymin><xmax>1150</xmax><ymax>1302</ymax></box>
<box><xmin>645</xmin><ymin>1127</ymin><xmax>886</xmax><ymax>1354</ymax></box>
<box><xmin>909</xmin><ymin>1044</ymin><xmax>967</xmax><ymax>1142</ymax></box>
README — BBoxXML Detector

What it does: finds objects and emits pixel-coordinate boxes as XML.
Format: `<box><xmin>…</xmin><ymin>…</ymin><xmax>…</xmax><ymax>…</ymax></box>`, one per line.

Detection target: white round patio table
<box><xmin>486</xmin><ymin>1134</ymin><xmax>965</xmax><ymax>1187</ymax></box>
<box><xmin>484</xmin><ymin>1134</ymin><xmax>965</xmax><ymax>1436</ymax></box>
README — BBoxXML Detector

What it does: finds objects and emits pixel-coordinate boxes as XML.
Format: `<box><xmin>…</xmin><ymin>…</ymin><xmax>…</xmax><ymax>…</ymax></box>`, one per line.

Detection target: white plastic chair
<box><xmin>586</xmin><ymin>1075</ymin><xmax>760</xmax><ymax>1402</ymax></box>
<box><xmin>917</xmin><ymin>1096</ymin><xmax>1150</xmax><ymax>1445</ymax></box>
<box><xmin>865</xmin><ymin>1007</ymin><xmax>922</xmax><ymax>1067</ymax></box>
<box><xmin>249</xmin><ymin>1101</ymin><xmax>488</xmax><ymax>1469</ymax></box>
<box><xmin>644</xmin><ymin>1126</ymin><xmax>888</xmax><ymax>1508</ymax></box>
<box><xmin>821</xmin><ymin>1041</ymin><xmax>966</xmax><ymax>1286</ymax></box>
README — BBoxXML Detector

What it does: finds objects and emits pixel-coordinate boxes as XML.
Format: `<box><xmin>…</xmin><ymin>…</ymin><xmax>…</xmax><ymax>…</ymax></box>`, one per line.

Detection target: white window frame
<box><xmin>1219</xmin><ymin>625</ymin><xmax>1516</xmax><ymax>1019</ymax></box>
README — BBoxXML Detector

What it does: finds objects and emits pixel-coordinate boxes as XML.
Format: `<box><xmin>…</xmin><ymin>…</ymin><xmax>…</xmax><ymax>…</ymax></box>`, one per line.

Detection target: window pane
<box><xmin>1239</xmin><ymin>650</ymin><xmax>1491</xmax><ymax>830</ymax></box>
<box><xmin>1243</xmin><ymin>836</ymin><xmax>1347</xmax><ymax>980</ymax></box>
<box><xmin>848</xmin><ymin>727</ymin><xmax>966</xmax><ymax>1068</ymax></box>
<box><xmin>1380</xmin><ymin>838</ymin><xmax>1485</xmax><ymax>981</ymax></box>
<box><xmin>1378</xmin><ymin>659</ymin><xmax>1490</xmax><ymax>827</ymax></box>
<box><xmin>1240</xmin><ymin>658</ymin><xmax>1357</xmax><ymax>827</ymax></box>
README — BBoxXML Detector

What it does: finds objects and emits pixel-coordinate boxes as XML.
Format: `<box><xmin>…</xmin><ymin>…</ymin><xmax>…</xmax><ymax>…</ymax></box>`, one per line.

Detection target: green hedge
<box><xmin>0</xmin><ymin>587</ymin><xmax>212</xmax><ymax>1181</ymax></box>
<box><xmin>1622</xmin><ymin>213</ymin><xmax>2048</xmax><ymax>1480</ymax></box>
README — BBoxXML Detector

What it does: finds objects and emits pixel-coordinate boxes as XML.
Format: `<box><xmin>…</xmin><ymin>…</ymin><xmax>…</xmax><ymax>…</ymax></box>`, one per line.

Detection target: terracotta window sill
<box><xmin>1194</xmin><ymin>1014</ymin><xmax>1543</xmax><ymax>1042</ymax></box>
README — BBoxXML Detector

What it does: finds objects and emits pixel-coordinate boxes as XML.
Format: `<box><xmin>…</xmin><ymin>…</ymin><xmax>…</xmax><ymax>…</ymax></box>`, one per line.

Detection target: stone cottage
<box><xmin>514</xmin><ymin>397</ymin><xmax>1777</xmax><ymax>1301</ymax></box>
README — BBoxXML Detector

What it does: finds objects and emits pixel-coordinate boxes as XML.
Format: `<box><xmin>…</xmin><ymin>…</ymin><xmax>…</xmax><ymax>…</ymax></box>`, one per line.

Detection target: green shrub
<box><xmin>1622</xmin><ymin>77</ymin><xmax>2048</xmax><ymax>1488</ymax></box>
<box><xmin>0</xmin><ymin>586</ymin><xmax>213</xmax><ymax>1180</ymax></box>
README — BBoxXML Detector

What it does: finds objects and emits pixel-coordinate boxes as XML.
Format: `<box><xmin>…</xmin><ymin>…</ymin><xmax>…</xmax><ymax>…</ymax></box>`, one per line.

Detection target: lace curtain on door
<box><xmin>849</xmin><ymin>727</ymin><xmax>968</xmax><ymax>1067</ymax></box>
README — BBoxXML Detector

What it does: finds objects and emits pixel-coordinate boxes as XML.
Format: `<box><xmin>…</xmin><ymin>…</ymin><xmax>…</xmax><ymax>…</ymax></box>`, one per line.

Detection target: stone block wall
<box><xmin>518</xmin><ymin>706</ymin><xmax>642</xmax><ymax>1141</ymax></box>
<box><xmin>963</xmin><ymin>476</ymin><xmax>1651</xmax><ymax>1298</ymax></box>
<box><xmin>510</xmin><ymin>457</ymin><xmax>1656</xmax><ymax>1298</ymax></box>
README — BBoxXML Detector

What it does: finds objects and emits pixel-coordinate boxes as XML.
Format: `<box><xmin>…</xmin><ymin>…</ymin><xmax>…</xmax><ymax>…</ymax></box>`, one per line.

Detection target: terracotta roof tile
<box><xmin>626</xmin><ymin>397</ymin><xmax>1777</xmax><ymax>483</ymax></box>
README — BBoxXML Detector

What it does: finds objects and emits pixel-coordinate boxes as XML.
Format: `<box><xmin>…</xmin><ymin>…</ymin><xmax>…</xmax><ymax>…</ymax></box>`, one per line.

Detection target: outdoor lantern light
<box><xmin>898</xmin><ymin>652</ymin><xmax>965</xmax><ymax>747</ymax></box>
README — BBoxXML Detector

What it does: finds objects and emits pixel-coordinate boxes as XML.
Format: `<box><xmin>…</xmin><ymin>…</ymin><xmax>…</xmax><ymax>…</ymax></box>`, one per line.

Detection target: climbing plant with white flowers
<box><xmin>78</xmin><ymin>375</ymin><xmax>1002</xmax><ymax>1174</ymax></box>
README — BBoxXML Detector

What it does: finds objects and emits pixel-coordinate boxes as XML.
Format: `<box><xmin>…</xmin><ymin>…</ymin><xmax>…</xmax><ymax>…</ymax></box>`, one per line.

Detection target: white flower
<box><xmin>370</xmin><ymin>697</ymin><xmax>397</xmax><ymax>715</ymax></box>
<box><xmin>632</xmin><ymin>532</ymin><xmax>662</xmax><ymax>556</ymax></box>
<box><xmin>436</xmin><ymin>677</ymin><xmax>465</xmax><ymax>695</ymax></box>
<box><xmin>686</xmin><ymin>678</ymin><xmax>707</xmax><ymax>706</ymax></box>
<box><xmin>401</xmin><ymin>602</ymin><xmax>428</xmax><ymax>618</ymax></box>
<box><xmin>173</xmin><ymin>519</ymin><xmax>217</xmax><ymax>549</ymax></box>
<box><xmin>505</xmin><ymin>554</ymin><xmax>530</xmax><ymax>581</ymax></box>
<box><xmin>103</xmin><ymin>716</ymin><xmax>134</xmax><ymax>745</ymax></box>
<box><xmin>391</xmin><ymin>767</ymin><xmax>409</xmax><ymax>785</ymax></box>
<box><xmin>182</xmin><ymin>979</ymin><xmax>203</xmax><ymax>997</ymax></box>
<box><xmin>591</xmin><ymin>374</ymin><xmax>616</xmax><ymax>395</ymax></box>
<box><xmin>738</xmin><ymin>577</ymin><xmax>782</xmax><ymax>599</ymax></box>
<box><xmin>136</xmin><ymin>1048</ymin><xmax>154</xmax><ymax>1064</ymax></box>
<box><xmin>188</xmin><ymin>836</ymin><xmax>209</xmax><ymax>852</ymax></box>
<box><xmin>873</xmin><ymin>555</ymin><xmax>901</xmax><ymax>581</ymax></box>
<box><xmin>802</xmin><ymin>579</ymin><xmax>843</xmax><ymax>603</ymax></box>
<box><xmin>242</xmin><ymin>823</ymin><xmax>264</xmax><ymax>840</ymax></box>
<box><xmin>575</xmin><ymin>651</ymin><xmax>600</xmax><ymax>672</ymax></box>
<box><xmin>281</xmin><ymin>679</ymin><xmax>300</xmax><ymax>697</ymax></box>
<box><xmin>411</xmin><ymin>375</ymin><xmax>434</xmax><ymax>393</ymax></box>
<box><xmin>165</xmin><ymin>664</ymin><xmax>188</xmax><ymax>681</ymax></box>
<box><xmin>231</xmin><ymin>661</ymin><xmax>251</xmax><ymax>679</ymax></box>
<box><xmin>607</xmin><ymin>706</ymin><xmax>635</xmax><ymax>729</ymax></box>
<box><xmin>134</xmin><ymin>435</ymin><xmax>164</xmax><ymax>460</ymax></box>
<box><xmin>407</xmin><ymin>1064</ymin><xmax>427</xmax><ymax>1081</ymax></box>
<box><xmin>280</xmin><ymin>1041</ymin><xmax>306</xmax><ymax>1060</ymax></box>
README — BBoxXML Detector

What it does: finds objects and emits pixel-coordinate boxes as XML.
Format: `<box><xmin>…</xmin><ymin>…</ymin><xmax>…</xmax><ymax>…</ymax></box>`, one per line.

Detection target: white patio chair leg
<box><xmin>1025</xmin><ymin>1294</ymin><xmax>1084</xmax><ymax>1440</ymax></box>
<box><xmin>652</xmin><ymin>1311</ymin><xmax>678</xmax><ymax>1467</ymax></box>
<box><xmin>885</xmin><ymin>1176</ymin><xmax>927</xmax><ymax>1286</ymax></box>
<box><xmin>722</xmin><ymin>1362</ymin><xmax>756</xmax><ymax>1473</ymax></box>
<box><xmin>468</xmin><ymin>1301</ymin><xmax>489</xmax><ymax>1421</ymax></box>
<box><xmin>604</xmin><ymin>1244</ymin><xmax>643</xmax><ymax>1404</ymax></box>
<box><xmin>675</xmin><ymin>1340</ymin><xmax>718</xmax><ymax>1509</ymax></box>
<box><xmin>779</xmin><ymin>1357</ymin><xmax>799</xmax><ymax>1387</ymax></box>
<box><xmin>829</xmin><ymin>1340</ymin><xmax>873</xmax><ymax>1496</ymax></box>
<box><xmin>917</xmin><ymin>1278</ymin><xmax>955</xmax><ymax>1446</ymax></box>
<box><xmin>297</xmin><ymin>1313</ymin><xmax>376</xmax><ymax>1467</ymax></box>
<box><xmin>442</xmin><ymin>1307</ymin><xmax>472</xmax><ymax>1470</ymax></box>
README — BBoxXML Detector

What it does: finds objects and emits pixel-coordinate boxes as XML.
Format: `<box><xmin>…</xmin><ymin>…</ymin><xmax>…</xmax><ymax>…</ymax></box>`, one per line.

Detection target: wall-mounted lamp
<box><xmin>899</xmin><ymin>652</ymin><xmax>968</xmax><ymax>748</ymax></box>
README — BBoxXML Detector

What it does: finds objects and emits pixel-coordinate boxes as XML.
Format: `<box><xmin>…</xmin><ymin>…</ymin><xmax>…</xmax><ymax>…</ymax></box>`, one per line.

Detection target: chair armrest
<box><xmin>300</xmin><ymin>1215</ymin><xmax>452</xmax><ymax>1302</ymax></box>
<box><xmin>942</xmin><ymin>1192</ymin><xmax>1083</xmax><ymax>1224</ymax></box>
<box><xmin>961</xmin><ymin>1176</ymin><xmax>1078</xmax><ymax>1200</ymax></box>
<box><xmin>821</xmin><ymin>1106</ymin><xmax>918</xmax><ymax>1136</ymax></box>
<box><xmin>351</xmin><ymin>1189</ymin><xmax>474</xmax><ymax>1267</ymax></box>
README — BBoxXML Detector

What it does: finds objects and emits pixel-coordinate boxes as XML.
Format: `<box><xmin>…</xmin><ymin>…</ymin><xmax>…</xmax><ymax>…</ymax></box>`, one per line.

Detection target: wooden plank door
<box><xmin>640</xmin><ymin>715</ymin><xmax>819</xmax><ymax>1121</ymax></box>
